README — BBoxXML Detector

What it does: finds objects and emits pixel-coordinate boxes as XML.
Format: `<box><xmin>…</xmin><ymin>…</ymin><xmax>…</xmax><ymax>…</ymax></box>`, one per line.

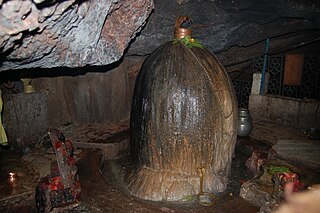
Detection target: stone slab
<box><xmin>62</xmin><ymin>119</ymin><xmax>130</xmax><ymax>160</ymax></box>
<box><xmin>74</xmin><ymin>138</ymin><xmax>129</xmax><ymax>160</ymax></box>
<box><xmin>272</xmin><ymin>139</ymin><xmax>320</xmax><ymax>170</ymax></box>
<box><xmin>249</xmin><ymin>94</ymin><xmax>320</xmax><ymax>129</ymax></box>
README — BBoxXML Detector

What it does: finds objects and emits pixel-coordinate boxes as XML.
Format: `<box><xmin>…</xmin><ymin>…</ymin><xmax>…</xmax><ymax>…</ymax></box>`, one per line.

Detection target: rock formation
<box><xmin>127</xmin><ymin>0</ymin><xmax>320</xmax><ymax>71</ymax></box>
<box><xmin>0</xmin><ymin>0</ymin><xmax>153</xmax><ymax>71</ymax></box>
<box><xmin>0</xmin><ymin>0</ymin><xmax>319</xmax><ymax>72</ymax></box>
<box><xmin>126</xmin><ymin>26</ymin><xmax>238</xmax><ymax>200</ymax></box>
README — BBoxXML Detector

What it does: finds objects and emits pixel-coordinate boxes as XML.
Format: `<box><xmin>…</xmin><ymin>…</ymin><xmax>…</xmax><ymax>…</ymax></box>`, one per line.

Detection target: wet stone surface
<box><xmin>1</xmin><ymin>120</ymin><xmax>319</xmax><ymax>212</ymax></box>
<box><xmin>0</xmin><ymin>142</ymin><xmax>259</xmax><ymax>213</ymax></box>
<box><xmin>0</xmin><ymin>125</ymin><xmax>260</xmax><ymax>213</ymax></box>
<box><xmin>95</xmin><ymin>146</ymin><xmax>258</xmax><ymax>213</ymax></box>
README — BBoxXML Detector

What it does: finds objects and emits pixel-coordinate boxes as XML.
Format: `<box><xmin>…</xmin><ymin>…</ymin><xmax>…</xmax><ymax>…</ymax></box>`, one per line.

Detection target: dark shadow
<box><xmin>0</xmin><ymin>57</ymin><xmax>124</xmax><ymax>83</ymax></box>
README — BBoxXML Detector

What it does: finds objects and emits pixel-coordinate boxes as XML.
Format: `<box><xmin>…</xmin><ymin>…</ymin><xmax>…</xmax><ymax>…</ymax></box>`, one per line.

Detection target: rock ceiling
<box><xmin>0</xmin><ymin>0</ymin><xmax>153</xmax><ymax>71</ymax></box>
<box><xmin>0</xmin><ymin>0</ymin><xmax>319</xmax><ymax>72</ymax></box>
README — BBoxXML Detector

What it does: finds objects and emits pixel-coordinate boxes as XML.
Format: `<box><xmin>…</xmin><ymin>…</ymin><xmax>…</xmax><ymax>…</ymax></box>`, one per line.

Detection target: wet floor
<box><xmin>79</xmin><ymin>148</ymin><xmax>259</xmax><ymax>213</ymax></box>
<box><xmin>3</xmin><ymin>119</ymin><xmax>313</xmax><ymax>212</ymax></box>
<box><xmin>0</xmin><ymin>151</ymin><xmax>38</xmax><ymax>213</ymax></box>
<box><xmin>0</xmin><ymin>145</ymin><xmax>259</xmax><ymax>213</ymax></box>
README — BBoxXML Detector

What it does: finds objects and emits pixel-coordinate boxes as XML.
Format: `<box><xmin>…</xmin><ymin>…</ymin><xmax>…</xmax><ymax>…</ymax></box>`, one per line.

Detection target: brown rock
<box><xmin>0</xmin><ymin>0</ymin><xmax>153</xmax><ymax>71</ymax></box>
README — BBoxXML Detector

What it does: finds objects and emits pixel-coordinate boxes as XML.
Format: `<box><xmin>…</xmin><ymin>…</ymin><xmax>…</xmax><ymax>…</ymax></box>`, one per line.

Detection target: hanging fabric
<box><xmin>0</xmin><ymin>89</ymin><xmax>8</xmax><ymax>146</ymax></box>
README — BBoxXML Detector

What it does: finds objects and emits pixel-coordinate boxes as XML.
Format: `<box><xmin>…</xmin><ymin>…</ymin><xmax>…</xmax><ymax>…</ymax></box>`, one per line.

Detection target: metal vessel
<box><xmin>238</xmin><ymin>108</ymin><xmax>253</xmax><ymax>137</ymax></box>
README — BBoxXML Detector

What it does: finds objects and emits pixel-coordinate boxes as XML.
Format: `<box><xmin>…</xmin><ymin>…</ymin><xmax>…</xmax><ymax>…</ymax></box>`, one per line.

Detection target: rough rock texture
<box><xmin>1</xmin><ymin>0</ymin><xmax>318</xmax><ymax>72</ymax></box>
<box><xmin>127</xmin><ymin>0</ymin><xmax>320</xmax><ymax>70</ymax></box>
<box><xmin>0</xmin><ymin>0</ymin><xmax>153</xmax><ymax>71</ymax></box>
<box><xmin>2</xmin><ymin>91</ymin><xmax>48</xmax><ymax>152</ymax></box>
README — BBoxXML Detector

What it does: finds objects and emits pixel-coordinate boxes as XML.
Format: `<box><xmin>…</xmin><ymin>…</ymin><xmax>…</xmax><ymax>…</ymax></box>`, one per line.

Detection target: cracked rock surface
<box><xmin>0</xmin><ymin>0</ymin><xmax>153</xmax><ymax>71</ymax></box>
<box><xmin>1</xmin><ymin>0</ymin><xmax>319</xmax><ymax>72</ymax></box>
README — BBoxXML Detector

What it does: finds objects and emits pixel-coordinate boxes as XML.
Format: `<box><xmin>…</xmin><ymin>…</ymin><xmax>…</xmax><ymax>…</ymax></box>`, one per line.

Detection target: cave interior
<box><xmin>0</xmin><ymin>0</ymin><xmax>319</xmax><ymax>212</ymax></box>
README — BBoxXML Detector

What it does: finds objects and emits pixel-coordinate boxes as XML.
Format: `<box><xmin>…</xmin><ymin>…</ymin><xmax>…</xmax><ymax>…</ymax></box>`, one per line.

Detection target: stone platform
<box><xmin>272</xmin><ymin>139</ymin><xmax>320</xmax><ymax>170</ymax></box>
<box><xmin>61</xmin><ymin>119</ymin><xmax>130</xmax><ymax>160</ymax></box>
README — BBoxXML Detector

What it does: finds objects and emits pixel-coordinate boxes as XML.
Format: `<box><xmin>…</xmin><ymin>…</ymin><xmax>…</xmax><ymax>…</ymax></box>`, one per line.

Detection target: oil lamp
<box><xmin>8</xmin><ymin>172</ymin><xmax>16</xmax><ymax>183</ymax></box>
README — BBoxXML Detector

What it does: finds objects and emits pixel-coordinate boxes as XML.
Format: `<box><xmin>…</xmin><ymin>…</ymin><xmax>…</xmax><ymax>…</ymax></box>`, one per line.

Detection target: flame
<box><xmin>9</xmin><ymin>172</ymin><xmax>15</xmax><ymax>183</ymax></box>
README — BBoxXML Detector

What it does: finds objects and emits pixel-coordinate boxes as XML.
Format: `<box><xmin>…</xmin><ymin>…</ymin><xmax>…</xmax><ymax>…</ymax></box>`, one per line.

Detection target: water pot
<box><xmin>237</xmin><ymin>108</ymin><xmax>253</xmax><ymax>137</ymax></box>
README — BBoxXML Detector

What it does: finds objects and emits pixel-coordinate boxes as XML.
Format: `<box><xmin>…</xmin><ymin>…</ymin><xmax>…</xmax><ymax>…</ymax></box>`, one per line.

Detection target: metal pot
<box><xmin>237</xmin><ymin>108</ymin><xmax>253</xmax><ymax>137</ymax></box>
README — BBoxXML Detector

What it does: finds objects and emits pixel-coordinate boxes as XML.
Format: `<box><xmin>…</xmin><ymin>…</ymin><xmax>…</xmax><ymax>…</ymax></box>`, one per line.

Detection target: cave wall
<box><xmin>31</xmin><ymin>57</ymin><xmax>144</xmax><ymax>127</ymax></box>
<box><xmin>2</xmin><ymin>91</ymin><xmax>47</xmax><ymax>152</ymax></box>
<box><xmin>2</xmin><ymin>57</ymin><xmax>144</xmax><ymax>151</ymax></box>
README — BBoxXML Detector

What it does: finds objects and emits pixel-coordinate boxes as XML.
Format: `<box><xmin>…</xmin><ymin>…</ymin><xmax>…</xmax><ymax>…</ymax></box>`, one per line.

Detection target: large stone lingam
<box><xmin>125</xmin><ymin>17</ymin><xmax>238</xmax><ymax>201</ymax></box>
